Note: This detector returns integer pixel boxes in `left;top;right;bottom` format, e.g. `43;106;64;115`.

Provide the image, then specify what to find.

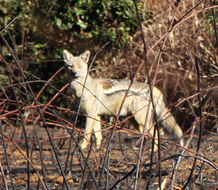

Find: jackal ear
80;50;90;63
63;50;73;61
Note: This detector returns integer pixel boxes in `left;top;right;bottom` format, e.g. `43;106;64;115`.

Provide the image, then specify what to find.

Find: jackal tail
154;91;184;147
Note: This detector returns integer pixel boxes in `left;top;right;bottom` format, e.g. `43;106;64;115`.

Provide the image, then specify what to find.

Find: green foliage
34;0;144;46
203;7;218;44
0;0;146;105
1;0;145;46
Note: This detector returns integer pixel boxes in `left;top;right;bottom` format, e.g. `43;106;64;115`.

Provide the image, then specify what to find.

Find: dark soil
0;124;217;190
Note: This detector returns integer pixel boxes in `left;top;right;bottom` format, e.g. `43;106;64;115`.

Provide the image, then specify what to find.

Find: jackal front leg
81;117;94;150
81;116;102;150
93;115;102;149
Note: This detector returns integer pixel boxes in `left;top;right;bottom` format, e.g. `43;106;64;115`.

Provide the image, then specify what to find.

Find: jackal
63;50;184;150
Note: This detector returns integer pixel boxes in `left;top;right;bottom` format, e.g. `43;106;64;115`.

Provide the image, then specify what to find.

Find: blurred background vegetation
0;0;217;131
0;0;148;104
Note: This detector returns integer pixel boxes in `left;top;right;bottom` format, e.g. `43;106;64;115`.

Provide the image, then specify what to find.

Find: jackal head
63;50;90;78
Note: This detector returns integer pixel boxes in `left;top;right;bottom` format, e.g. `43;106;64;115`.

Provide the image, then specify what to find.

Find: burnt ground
1;1;217;189
0;124;217;190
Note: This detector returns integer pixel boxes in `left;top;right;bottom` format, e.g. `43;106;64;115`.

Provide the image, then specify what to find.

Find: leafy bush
1;0;145;48
0;0;146;105
40;0;143;46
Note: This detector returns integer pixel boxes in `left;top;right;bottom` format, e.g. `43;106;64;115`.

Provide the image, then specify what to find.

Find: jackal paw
96;141;102;150
80;141;89;150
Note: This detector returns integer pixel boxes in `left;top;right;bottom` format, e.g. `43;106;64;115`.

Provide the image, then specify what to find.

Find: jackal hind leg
133;111;159;151
129;116;140;131
139;125;159;152
147;126;159;152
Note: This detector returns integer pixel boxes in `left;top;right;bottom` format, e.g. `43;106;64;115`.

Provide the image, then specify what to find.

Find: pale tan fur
63;50;184;150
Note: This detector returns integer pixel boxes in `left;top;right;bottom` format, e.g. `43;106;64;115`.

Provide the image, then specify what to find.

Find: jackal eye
65;64;73;70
